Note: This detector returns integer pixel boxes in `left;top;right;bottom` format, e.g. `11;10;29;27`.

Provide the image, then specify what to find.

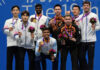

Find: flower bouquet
40;25;46;30
48;49;56;62
28;26;35;33
90;17;97;25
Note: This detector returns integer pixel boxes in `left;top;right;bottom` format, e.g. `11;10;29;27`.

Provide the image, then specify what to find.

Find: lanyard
21;22;29;30
77;12;90;21
12;18;18;27
64;26;73;38
43;38;50;47
35;14;42;21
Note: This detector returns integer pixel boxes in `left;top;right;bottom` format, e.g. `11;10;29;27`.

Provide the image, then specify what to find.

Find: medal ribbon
77;12;90;21
35;14;42;21
64;26;73;38
12;18;18;27
21;22;29;30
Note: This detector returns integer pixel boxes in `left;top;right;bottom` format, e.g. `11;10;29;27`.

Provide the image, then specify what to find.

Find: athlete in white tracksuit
14;11;36;70
76;1;100;70
3;5;21;70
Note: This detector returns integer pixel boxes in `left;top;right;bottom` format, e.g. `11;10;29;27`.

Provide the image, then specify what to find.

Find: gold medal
40;41;44;46
31;18;36;23
33;18;36;23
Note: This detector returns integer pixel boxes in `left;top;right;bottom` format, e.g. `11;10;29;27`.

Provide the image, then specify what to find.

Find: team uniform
14;21;36;70
29;14;49;42
35;37;57;70
3;18;21;70
76;12;100;70
60;23;81;70
49;16;65;70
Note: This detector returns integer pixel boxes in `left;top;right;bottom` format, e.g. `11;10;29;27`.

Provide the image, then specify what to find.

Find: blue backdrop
0;0;100;70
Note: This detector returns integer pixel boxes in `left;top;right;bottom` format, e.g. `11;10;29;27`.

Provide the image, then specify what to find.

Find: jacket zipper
85;16;88;42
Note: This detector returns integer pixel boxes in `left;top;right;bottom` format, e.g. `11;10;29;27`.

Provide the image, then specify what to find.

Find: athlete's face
54;6;62;16
64;16;72;25
43;30;50;39
12;7;20;17
72;7;80;16
35;6;42;15
21;14;29;22
83;4;90;13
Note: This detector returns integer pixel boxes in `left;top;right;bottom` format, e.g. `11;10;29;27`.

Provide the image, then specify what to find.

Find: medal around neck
40;41;44;47
31;17;36;23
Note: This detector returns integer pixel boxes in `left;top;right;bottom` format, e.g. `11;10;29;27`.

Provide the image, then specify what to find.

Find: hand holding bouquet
28;26;35;33
90;17;97;25
48;49;56;62
40;25;46;30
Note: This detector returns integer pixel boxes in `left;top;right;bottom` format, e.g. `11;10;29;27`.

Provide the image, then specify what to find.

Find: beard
36;10;42;15
84;8;90;13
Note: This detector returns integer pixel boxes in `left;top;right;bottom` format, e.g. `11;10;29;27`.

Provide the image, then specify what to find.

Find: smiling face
43;30;50;39
12;7;20;17
35;6;42;15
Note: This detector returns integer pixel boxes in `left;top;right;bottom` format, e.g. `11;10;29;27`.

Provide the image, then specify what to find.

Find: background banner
0;0;100;70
